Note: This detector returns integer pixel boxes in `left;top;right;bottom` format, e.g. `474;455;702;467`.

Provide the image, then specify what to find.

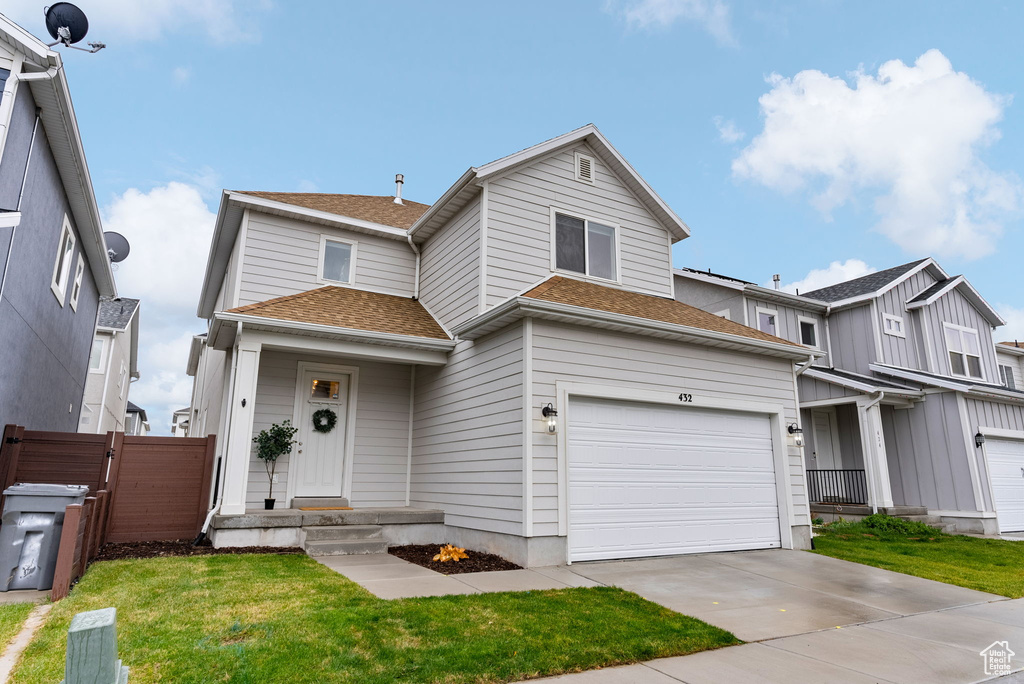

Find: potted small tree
252;420;298;510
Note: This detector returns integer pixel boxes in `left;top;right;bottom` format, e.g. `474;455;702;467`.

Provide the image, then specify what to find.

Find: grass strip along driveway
812;515;1024;598
12;554;736;683
0;604;35;653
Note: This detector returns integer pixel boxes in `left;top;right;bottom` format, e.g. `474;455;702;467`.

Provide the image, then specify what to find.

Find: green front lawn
812;518;1024;598
12;555;737;683
0;603;35;652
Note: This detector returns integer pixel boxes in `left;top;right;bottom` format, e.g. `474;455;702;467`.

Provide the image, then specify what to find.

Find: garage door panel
987;438;1024;533
568;397;782;561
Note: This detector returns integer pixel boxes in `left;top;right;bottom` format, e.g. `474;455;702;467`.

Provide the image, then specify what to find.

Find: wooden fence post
0;425;24;510
52;504;83;601
94;490;110;551
64;607;129;683
195;435;217;536
80;497;97;565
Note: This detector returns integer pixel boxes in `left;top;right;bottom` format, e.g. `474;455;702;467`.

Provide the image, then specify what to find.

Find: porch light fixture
976;432;986;448
788;424;804;448
541;403;558;433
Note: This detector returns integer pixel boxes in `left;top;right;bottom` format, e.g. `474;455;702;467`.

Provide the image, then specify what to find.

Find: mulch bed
94;539;304;562
389;544;521;575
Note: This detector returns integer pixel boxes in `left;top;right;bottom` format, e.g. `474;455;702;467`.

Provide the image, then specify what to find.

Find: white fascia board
197;191;239;319
904;275;1005;326
803;368;922;397
228;192;409;239
827;259;945;310
0;212;20;228
406;167;478;241
905;275;964;310
868;363;971;392
744;285;829;312
186;334;205;376
996;344;1024;357
672;269;746;292
0;16;53;66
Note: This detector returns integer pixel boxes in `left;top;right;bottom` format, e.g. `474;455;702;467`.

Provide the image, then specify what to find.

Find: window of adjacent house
319;237;354;284
883;313;905;338
50;218;76;304
799;318;818;347
88;337;105;372
999;364;1017;390
69;256;85;311
757;309;777;335
944;324;983;379
117;361;127;399
554;212;617;281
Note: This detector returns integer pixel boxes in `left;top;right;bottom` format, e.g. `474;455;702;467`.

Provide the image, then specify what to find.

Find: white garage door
987;438;1024;533
568;397;782;562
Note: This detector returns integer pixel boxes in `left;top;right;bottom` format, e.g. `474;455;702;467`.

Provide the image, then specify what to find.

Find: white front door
811;409;840;469
987;437;1024;533
293;369;349;498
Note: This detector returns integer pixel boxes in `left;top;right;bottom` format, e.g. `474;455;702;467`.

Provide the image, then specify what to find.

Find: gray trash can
0;484;89;591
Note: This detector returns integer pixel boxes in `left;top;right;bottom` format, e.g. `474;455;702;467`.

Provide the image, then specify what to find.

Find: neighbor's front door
293;369;349;498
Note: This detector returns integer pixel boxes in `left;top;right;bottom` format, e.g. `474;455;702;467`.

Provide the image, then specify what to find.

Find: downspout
862;390;885;514
0;113;40;304
824;304;834;367
407;233;421;300
405;365;415;506
195;322;242;544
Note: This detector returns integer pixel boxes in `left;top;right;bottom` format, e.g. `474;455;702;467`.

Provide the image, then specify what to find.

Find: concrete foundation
790;524;812;550
210;526;302;548
939;514;999;535
442;526;567;567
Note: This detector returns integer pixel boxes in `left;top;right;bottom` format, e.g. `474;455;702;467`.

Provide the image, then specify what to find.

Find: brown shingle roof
523;276;803;348
234;192;430;230
225;287;449;340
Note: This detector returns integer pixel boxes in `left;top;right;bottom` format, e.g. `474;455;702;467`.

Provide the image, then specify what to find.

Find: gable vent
575;152;594;183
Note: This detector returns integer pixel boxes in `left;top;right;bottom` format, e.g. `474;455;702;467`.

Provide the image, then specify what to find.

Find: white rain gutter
796;353;816;375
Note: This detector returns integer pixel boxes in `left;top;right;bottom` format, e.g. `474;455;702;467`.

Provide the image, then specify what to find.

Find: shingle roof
225;286;450;340
679;267;754;285
801;259;928;302
907;278;955;304
522;276;803;348
125;401;147;421
97;296;139;330
233;192;430;230
811;367;919;391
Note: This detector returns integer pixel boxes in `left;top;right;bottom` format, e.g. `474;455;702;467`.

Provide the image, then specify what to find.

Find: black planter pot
265;498;276;510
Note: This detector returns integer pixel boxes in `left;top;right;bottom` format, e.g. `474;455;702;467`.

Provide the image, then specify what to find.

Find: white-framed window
798;315;819;348
88;336;106;373
999;364;1017;390
883;313;906;338
551;210;619;282
68;255;85;311
317;235;357;285
713;309;731;320
50;217;76;305
574;151;595;184
943;323;984;380
756;306;778;336
117;361;127;399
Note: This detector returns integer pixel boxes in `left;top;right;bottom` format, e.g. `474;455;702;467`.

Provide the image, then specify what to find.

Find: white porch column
857;399;894;511
220;337;262;515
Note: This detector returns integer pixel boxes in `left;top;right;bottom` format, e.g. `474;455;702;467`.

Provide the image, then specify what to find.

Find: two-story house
0;16;117;431
676;259;1024;535
79;296;140;433
187;125;819;566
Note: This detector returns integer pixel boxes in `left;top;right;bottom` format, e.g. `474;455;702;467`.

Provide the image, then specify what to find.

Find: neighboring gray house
0;16;116;431
187;125;819;566
79;297;140;433
675;259;1024;535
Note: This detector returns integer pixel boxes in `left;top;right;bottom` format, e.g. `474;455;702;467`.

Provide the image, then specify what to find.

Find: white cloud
733;49;1022;260
996;305;1024;345
774;259;877;295
171;66;191;86
611;0;735;45
3;0;271;44
296;179;319;193
712;115;744;143
102;182;216;434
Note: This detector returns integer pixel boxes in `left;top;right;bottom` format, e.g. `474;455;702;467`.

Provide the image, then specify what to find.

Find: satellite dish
44;3;89;45
103;231;130;263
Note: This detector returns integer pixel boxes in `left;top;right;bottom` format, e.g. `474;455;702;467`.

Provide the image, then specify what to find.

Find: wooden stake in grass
433;544;469;562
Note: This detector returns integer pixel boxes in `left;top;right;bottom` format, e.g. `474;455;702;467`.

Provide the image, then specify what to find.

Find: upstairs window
1000;364;1017;390
799;317;818;348
756;307;777;335
50;217;76;305
69;256;85;311
553;212;617;281
883;313;905;338
88;336;105;372
319;236;356;285
944;323;983;379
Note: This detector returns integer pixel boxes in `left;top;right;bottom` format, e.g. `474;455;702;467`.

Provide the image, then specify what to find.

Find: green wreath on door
312;408;338;434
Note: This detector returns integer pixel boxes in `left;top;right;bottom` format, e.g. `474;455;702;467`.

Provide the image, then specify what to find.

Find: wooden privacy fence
1;425;217;600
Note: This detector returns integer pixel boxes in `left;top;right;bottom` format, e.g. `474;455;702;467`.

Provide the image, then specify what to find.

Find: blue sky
6;1;1024;433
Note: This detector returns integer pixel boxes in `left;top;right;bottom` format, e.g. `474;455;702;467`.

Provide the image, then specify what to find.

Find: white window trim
999;364;1016;389
88;336;106;374
117;361;127;399
755;306;778;336
797;315;820;349
69;255;84;311
548;207;622;285
574;151;595;184
882;313;906;339
713;309;731;321
316;234;358;286
943;322;985;381
50;216;76;305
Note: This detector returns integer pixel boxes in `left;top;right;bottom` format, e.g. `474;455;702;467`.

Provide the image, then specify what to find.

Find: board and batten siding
418;195;480;330
485;143;674;307
529;320;808;538
922;288;1000;383
965;397;1024;512
745;297;828;366
797;375;861;403
828;304;877;375
237;212;416;307
410;325;524;535
245;350;412;508
878;269;936;371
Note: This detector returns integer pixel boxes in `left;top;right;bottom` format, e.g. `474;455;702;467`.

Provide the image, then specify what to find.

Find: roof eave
672;269;747;292
743;284;829;311
812;259;945;308
230;192;410;239
406;167;478;242
197;191;239;319
803;368;923;398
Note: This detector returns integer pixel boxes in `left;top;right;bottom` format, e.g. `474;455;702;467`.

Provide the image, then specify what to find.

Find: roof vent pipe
773;274;781;290
394;174;404;205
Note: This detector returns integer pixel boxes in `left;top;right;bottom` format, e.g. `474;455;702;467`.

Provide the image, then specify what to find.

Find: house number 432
678;393;693;403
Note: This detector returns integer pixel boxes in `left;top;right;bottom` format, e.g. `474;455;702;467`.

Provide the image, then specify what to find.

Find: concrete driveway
530;549;1021;683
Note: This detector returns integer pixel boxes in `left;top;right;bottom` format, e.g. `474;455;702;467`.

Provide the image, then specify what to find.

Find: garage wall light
975;432;986;448
787;424;805;448
541;403;558;433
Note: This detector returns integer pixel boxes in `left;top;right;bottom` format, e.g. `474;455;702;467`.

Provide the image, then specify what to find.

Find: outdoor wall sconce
788;424;804;448
976;432;986;448
542;403;558;433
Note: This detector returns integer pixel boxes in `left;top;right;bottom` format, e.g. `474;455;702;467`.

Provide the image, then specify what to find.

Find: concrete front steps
810;504;958;533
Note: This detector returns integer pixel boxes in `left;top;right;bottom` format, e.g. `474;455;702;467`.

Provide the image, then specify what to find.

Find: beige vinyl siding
530;320;807;537
486;143;673;306
828;304;877;375
923;288;1000;382
245;350;412;508
238;212;416;306
745;297;828;365
418;195;480;329
878;269;935;370
410;325;524;535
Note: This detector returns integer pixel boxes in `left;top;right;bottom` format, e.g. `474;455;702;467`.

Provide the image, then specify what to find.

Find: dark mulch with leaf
95;539;303;562
389;544;521;574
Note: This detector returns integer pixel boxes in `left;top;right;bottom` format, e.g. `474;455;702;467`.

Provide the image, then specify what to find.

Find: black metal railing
806;469;869;505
